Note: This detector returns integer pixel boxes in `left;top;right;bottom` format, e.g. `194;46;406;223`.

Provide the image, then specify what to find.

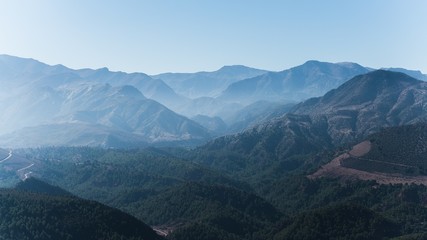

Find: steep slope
152;65;267;99
219;61;369;104
0;179;162;240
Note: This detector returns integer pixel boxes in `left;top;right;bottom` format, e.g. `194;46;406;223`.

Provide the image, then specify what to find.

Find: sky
0;0;426;74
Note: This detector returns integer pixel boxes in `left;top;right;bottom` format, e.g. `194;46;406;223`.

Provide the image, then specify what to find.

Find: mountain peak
216;65;266;74
292;69;423;117
115;85;145;98
351;69;420;85
218;65;250;71
303;60;322;65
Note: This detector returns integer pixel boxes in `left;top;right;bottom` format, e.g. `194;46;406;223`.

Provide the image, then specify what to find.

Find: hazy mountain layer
291;70;427;144
152;65;267;99
0;55;210;147
219;61;369;104
192;71;427;178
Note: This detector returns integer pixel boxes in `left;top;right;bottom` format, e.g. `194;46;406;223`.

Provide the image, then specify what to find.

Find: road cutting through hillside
17;163;35;180
308;141;427;185
0;150;12;163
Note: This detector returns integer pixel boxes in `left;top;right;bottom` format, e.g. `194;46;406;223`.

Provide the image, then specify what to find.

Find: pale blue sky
0;0;426;74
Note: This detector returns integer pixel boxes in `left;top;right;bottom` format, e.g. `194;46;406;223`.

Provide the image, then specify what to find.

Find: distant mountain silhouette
0;55;210;147
152;65;267;99
292;70;426;143
219;61;369;104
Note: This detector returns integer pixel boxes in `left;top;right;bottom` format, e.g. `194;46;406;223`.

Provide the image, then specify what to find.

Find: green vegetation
5;124;427;239
339;124;427;175
274;204;399;240
0;179;162;240
138;182;283;240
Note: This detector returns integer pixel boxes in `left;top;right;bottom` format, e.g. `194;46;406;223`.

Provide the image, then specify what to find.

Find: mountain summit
218;60;369;104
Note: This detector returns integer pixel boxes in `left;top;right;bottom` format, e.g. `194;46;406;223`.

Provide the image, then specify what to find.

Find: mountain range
218;61;370;104
0;55;210;147
152;65;268;99
1;54;426;148
192;70;427;181
3;54;427;239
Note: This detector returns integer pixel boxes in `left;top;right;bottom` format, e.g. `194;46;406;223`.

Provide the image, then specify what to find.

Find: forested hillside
0;179;162;240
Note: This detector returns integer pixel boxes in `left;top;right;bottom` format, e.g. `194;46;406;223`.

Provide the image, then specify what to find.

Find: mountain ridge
218;60;370;104
191;70;427;179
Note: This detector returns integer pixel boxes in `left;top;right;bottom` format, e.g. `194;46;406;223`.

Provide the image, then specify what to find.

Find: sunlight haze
0;0;426;74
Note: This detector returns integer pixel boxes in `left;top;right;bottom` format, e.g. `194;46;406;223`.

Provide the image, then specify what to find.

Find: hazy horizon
0;0;426;75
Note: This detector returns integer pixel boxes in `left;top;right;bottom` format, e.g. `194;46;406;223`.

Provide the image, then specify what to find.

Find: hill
0;178;162;240
141;182;283;240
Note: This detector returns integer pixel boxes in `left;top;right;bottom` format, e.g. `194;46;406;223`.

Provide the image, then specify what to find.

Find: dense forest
356;124;427;175
5;123;427;240
0;178;163;240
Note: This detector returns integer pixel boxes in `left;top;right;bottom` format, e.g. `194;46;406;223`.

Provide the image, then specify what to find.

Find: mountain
0;54;184;106
152;65;267;99
291;70;427;144
219;61;369;105
191;70;427;180
0;178;163;240
0;55;210;147
76;66;189;111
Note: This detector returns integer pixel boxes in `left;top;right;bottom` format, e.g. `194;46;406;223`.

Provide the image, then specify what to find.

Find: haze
0;0;426;74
